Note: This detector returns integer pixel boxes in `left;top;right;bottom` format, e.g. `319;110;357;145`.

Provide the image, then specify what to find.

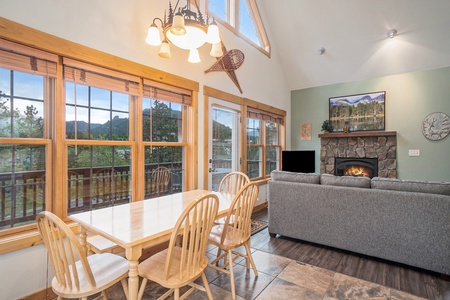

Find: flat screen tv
281;150;315;173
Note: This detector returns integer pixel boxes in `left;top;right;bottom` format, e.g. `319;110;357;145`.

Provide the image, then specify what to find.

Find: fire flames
343;165;371;177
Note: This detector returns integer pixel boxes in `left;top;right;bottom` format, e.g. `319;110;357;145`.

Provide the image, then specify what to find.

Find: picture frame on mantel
329;91;385;132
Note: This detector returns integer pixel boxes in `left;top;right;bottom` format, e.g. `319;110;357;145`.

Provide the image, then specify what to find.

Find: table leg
126;246;143;300
79;226;88;256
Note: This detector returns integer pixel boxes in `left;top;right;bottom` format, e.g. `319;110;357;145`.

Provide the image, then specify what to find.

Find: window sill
0;223;79;255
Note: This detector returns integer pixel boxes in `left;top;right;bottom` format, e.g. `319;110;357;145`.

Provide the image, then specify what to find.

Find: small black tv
281;150;315;173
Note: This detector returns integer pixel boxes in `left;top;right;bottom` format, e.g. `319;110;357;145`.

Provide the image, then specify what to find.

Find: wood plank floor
250;208;450;300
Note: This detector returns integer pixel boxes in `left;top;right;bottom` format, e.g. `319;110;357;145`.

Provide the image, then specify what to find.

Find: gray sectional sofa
268;171;450;275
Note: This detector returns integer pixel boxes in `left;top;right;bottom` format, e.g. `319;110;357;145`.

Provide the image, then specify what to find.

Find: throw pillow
371;177;450;196
271;171;320;184
320;173;371;188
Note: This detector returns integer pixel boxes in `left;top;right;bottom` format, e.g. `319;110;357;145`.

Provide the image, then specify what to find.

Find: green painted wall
291;66;450;181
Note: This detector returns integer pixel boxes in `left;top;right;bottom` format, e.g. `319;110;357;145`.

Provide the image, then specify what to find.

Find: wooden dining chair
152;166;171;195
137;193;219;300
218;171;250;196
36;211;129;300
208;182;259;300
146;166;171;197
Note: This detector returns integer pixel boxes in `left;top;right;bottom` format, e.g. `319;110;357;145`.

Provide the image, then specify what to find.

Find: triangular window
207;0;271;56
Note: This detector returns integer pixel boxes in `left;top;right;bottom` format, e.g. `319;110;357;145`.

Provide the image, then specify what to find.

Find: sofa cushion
320;173;371;188
371;177;450;196
271;171;320;184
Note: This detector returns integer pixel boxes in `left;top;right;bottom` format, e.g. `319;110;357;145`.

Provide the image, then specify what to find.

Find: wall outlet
409;149;420;156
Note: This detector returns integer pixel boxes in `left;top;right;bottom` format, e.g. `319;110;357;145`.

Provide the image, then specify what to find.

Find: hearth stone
320;133;397;178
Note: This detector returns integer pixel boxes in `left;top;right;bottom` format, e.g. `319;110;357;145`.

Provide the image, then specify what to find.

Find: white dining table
69;189;233;300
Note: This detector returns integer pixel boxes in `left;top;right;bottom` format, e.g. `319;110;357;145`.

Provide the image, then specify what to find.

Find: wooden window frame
206;0;271;57
203;86;285;187
0;17;199;254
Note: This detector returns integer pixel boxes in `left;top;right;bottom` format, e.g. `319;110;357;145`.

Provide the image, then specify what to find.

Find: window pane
14;99;44;138
67;145;132;214
66;84;131;141
266;146;279;176
65;82;89;106
142;99;183;142
0;70;46;138
247;146;262;179
14;72;44;100
209;0;227;22
265;121;279;145
0;68;11;97
91;87;110;109
239;0;261;46
247;118;260;144
144;146;184;198
0;96;12;137
0;145;46;229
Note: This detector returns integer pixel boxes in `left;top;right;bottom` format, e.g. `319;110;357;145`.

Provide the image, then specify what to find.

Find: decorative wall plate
421;112;450;141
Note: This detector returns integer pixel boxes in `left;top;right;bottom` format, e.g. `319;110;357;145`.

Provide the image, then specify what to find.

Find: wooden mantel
318;131;396;139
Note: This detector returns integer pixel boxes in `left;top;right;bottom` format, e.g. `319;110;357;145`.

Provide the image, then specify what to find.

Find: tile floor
108;246;425;300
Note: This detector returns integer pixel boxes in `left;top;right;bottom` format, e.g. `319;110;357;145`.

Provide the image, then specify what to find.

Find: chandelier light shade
146;0;222;63
210;42;223;57
188;48;201;63
158;40;172;58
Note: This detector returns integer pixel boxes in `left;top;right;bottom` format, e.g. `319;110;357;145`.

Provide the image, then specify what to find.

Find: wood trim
252;200;268;213
203;85;243;105
0;223;79;255
243;97;286;116
318;131;397;138
203;94;209;189
188;90;199;190
18;287;57;300
0;16;199;92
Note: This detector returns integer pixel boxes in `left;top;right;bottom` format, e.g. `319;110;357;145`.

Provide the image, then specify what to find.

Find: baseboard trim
253;201;268;212
18;287;57;300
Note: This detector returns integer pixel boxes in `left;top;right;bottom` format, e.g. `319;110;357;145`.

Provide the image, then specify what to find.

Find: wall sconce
387;29;397;38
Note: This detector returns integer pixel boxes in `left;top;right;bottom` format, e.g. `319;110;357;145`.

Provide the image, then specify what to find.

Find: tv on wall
281;150;315;173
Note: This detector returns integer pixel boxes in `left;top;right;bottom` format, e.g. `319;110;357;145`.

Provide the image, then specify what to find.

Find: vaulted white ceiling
259;0;450;91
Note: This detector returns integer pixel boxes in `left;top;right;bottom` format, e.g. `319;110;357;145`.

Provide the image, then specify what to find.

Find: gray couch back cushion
371;177;450;196
271;171;320;184
320;173;371;188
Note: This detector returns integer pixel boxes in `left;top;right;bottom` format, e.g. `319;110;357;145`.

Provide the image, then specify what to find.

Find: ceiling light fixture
387;29;397;39
146;0;222;63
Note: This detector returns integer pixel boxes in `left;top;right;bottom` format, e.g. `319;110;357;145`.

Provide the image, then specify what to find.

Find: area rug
251;219;268;235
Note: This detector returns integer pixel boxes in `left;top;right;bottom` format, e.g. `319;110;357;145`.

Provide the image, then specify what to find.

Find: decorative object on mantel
205;44;245;93
421;112;450;141
329;91;385;132
300;123;312;140
343;121;350;133
321;120;331;133
145;0;222;63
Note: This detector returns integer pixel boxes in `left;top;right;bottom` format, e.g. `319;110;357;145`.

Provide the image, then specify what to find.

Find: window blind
143;79;192;106
0;38;57;77
63;58;140;96
247;108;284;125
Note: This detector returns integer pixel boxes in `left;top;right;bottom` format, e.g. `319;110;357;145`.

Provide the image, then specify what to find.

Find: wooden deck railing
0;163;183;229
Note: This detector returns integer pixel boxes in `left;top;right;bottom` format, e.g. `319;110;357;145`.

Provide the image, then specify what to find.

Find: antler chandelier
146;0;223;63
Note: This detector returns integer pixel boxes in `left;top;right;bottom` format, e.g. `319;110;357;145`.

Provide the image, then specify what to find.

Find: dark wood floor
250;208;450;300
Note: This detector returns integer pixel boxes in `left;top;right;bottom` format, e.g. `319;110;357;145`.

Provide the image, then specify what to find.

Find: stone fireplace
319;131;397;178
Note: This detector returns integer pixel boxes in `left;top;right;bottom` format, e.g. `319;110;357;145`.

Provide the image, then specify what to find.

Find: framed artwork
329;91;385;132
300;123;312;140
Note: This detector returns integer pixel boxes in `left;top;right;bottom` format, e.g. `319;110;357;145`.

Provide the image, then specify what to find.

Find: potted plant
321;120;331;133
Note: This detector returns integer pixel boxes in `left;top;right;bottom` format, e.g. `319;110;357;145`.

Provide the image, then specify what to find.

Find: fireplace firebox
335;157;378;178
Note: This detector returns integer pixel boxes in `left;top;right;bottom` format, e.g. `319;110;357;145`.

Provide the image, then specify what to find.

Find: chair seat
138;247;209;289
52;253;129;298
208;224;248;250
